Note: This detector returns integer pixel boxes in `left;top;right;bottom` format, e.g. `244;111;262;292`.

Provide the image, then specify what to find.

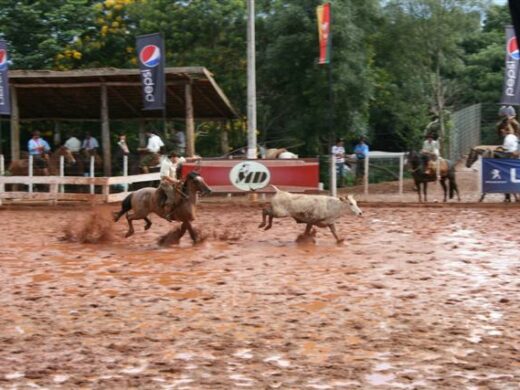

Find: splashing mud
61;208;114;243
158;226;207;246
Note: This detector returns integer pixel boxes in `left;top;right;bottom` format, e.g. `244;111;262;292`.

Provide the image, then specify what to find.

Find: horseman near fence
420;132;440;178
138;130;164;173
159;151;186;220
28;130;51;176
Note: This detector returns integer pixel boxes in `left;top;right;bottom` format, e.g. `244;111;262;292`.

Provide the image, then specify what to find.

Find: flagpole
247;0;257;159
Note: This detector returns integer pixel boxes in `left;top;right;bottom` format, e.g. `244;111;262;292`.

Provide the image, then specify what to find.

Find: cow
259;186;362;244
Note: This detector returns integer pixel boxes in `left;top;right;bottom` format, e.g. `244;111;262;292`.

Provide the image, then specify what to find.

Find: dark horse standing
113;171;212;241
407;151;460;202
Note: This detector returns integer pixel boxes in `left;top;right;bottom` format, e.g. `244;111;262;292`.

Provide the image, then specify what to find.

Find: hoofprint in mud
259;186;363;243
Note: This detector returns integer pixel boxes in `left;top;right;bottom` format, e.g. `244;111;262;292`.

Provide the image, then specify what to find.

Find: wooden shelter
7;67;239;175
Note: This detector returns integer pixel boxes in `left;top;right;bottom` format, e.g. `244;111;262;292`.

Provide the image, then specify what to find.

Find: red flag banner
317;3;331;65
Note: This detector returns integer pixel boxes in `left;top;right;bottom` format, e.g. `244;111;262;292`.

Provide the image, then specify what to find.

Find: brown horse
7;146;76;176
113;171;212;240
407;151;460;202
80;149;103;174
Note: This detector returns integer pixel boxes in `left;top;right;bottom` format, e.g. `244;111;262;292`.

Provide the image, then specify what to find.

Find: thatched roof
9;67;239;121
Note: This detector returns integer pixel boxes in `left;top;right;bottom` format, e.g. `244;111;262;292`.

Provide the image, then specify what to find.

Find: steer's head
340;194;362;216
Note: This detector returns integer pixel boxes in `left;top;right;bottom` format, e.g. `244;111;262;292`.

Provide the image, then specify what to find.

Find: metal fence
448;103;481;161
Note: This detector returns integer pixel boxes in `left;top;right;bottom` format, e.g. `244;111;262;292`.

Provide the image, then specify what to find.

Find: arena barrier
0;157;319;204
181;158;320;193
480;158;520;194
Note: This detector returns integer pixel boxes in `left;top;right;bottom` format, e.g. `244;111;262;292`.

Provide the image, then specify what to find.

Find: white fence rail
0;154;160;204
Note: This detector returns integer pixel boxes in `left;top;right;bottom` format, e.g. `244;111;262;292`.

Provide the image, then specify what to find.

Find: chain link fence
448;103;481;162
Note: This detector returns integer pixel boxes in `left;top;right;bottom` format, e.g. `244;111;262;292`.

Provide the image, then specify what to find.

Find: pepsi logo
139;45;161;68
0;49;7;69
507;37;520;61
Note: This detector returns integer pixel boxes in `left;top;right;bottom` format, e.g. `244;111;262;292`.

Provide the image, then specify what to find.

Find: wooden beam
185;82;195;157
12;81;189;88
10;86;19;160
100;84;111;176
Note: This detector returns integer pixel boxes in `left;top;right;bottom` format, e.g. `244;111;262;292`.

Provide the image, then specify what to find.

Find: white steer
259;186;362;243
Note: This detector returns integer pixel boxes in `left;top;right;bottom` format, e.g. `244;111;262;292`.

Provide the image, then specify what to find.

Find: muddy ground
0;201;519;389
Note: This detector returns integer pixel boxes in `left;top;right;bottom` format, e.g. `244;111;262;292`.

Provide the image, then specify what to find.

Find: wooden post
220;122;230;155
185;81;195;157
100;84;111;176
10;86;20;160
53;121;62;146
139;120;146;147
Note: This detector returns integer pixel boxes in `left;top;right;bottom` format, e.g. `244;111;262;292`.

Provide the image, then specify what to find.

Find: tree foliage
0;0;511;155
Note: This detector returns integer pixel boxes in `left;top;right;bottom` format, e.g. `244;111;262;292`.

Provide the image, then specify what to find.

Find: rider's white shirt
146;134;165;153
64;137;81;152
160;156;186;182
503;133;519;153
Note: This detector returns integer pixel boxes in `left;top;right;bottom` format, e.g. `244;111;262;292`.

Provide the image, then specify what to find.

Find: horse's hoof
336;239;345;245
125;231;134;238
264;225;272;231
258;222;265;228
144;225;151;231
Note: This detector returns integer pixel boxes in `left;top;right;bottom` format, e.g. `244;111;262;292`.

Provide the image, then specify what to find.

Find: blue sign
482;158;520;193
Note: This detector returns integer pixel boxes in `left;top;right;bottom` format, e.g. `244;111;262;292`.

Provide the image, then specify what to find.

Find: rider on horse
420;133;440;177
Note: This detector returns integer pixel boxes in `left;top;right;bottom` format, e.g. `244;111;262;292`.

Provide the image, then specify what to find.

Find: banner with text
136;33;165;110
316;3;331;65
481;158;520;193
500;26;520;105
0;40;11;115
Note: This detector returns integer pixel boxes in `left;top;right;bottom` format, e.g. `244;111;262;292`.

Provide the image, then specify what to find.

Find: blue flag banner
0;40;11;115
482;158;520;193
136;33;165;110
500;26;520;105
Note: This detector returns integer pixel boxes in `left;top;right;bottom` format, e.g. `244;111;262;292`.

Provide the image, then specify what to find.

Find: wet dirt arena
0;202;519;389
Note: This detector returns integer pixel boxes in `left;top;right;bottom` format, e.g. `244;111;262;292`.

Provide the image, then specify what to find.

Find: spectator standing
331;138;346;187
28;130;51;175
175;129;186;156
354;136;369;184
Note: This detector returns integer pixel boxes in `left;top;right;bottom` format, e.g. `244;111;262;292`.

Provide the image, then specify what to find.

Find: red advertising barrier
181;158;319;193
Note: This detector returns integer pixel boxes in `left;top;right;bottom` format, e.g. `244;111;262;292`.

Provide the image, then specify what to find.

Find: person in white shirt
331;138;345;187
159;151;186;219
497;127;519;157
139;131;165;172
64;135;81;153
421;133;441;177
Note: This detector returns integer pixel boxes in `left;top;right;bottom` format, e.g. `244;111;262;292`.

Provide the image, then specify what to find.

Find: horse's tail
113;193;133;222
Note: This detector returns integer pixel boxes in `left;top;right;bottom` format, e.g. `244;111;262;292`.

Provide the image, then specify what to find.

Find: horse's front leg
422;182;428;202
328;224;344;245
479;193;486;202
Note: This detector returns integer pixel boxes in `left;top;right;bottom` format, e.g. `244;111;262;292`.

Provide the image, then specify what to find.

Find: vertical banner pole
247;0;257;160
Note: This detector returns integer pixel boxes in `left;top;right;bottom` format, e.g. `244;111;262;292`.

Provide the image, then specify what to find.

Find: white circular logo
229;161;271;191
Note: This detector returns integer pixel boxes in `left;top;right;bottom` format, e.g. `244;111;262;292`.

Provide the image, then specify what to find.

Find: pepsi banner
500;26;520;105
509;0;520;46
0;40;11;115
481;158;520;193
136;33;165;110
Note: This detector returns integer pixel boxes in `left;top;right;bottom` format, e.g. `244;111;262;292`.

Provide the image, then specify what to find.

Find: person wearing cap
497;105;520;139
27;130;51;175
159;151;186;219
331;138;346;187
